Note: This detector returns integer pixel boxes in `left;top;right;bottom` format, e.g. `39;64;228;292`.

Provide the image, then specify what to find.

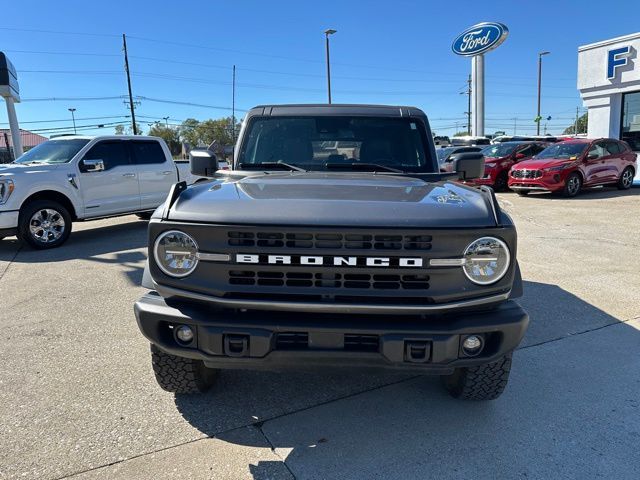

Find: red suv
508;138;637;197
464;141;548;191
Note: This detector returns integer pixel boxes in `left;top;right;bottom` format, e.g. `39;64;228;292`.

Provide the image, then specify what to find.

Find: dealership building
578;32;640;151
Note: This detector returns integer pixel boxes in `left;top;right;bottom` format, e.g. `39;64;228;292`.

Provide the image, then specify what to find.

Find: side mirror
450;152;485;180
586;153;598;161
81;159;105;172
189;149;219;177
515;152;526;160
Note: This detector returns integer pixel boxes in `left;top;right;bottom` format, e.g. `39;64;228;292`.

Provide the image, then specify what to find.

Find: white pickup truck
0;135;204;249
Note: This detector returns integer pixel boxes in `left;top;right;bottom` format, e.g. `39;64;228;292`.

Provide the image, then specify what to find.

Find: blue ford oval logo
452;22;509;56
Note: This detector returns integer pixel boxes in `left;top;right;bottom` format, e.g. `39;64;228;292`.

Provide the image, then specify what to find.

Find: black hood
168;172;497;228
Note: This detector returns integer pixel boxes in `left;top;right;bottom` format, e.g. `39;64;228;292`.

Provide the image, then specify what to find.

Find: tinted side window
130;141;166;165
83;141;130;170
605;141;621;155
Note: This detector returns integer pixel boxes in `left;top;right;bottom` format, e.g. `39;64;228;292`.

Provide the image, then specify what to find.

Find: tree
114;124;125;135
453;131;470;137
179;117;240;148
563;113;588;135
147;124;181;155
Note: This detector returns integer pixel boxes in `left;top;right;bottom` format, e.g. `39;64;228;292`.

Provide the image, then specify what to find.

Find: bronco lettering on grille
235;254;423;268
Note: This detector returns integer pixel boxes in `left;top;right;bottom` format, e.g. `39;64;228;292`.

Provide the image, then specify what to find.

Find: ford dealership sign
452;22;509;56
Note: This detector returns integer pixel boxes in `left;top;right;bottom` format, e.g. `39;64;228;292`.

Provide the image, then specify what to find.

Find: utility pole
574;106;580;135
68;108;77;134
231;64;236;143
122;33;138;135
460;75;472;135
163;116;169;127
536;51;550;136
324;29;337;104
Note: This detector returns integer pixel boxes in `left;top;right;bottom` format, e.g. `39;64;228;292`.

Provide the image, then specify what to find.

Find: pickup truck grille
511;169;542;179
229;270;430;290
228;231;432;251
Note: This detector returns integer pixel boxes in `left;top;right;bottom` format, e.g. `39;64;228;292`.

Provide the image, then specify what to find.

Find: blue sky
0;0;638;137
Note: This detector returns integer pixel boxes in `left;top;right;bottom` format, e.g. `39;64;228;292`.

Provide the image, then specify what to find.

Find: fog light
175;325;194;343
462;335;483;356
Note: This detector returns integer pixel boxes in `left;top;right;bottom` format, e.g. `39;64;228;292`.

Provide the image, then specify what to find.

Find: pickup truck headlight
463;237;510;285
0;179;15;204
154;230;199;277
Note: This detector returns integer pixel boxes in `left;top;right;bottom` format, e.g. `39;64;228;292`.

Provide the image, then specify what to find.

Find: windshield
481;143;519;158
436;147;455;161
238;116;433;172
14;139;90;165
536;142;588;159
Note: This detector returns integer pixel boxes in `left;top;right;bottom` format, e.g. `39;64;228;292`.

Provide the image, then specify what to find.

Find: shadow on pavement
0;218;148;285
173;280;635;478
523;185;639;200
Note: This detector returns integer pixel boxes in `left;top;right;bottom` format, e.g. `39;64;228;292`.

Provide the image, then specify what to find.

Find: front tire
442;354;512;400
18;200;72;249
617;167;634;190
150;344;218;394
562;173;582;197
516;190;529;196
494;172;508;192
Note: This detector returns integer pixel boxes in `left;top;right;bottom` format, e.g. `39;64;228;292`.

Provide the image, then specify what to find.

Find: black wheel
516;190;529;196
493;172;509;192
18;200;72;249
617;167;634;190
136;211;153;220
442;354;512;401
562;173;582;198
150;344;217;394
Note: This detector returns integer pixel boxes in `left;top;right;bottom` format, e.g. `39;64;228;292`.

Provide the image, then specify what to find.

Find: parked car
463;141;548;191
450;136;490;147
437;146;483;172
433;135;451;147
508;138;637;197
135;104;529;401
0;135;206;248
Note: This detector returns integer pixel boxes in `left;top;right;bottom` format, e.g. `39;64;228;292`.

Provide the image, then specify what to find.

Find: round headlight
462;237;510;285
154;230;199;278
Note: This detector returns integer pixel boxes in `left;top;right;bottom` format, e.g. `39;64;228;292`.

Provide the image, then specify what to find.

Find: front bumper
508;172;565;192
135;292;529;374
0;210;19;237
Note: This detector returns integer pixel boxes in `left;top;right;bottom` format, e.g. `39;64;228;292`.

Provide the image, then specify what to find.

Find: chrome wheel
621;169;633;188
29;208;66;243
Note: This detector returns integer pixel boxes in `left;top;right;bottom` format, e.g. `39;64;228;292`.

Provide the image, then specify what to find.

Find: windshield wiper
239;162;306;172
325;162;405;174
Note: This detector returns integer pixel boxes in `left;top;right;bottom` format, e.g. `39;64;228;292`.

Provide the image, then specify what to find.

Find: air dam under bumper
135;292;529;373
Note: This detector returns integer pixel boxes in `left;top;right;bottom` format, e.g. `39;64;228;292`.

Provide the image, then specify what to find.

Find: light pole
324;29;337;104
68;108;77;134
163;116;169;127
536;51;550;135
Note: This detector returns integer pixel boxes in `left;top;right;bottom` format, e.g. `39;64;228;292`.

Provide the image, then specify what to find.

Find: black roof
248;104;427;118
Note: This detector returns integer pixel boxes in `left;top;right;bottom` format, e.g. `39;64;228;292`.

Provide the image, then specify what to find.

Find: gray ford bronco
135;104;528;400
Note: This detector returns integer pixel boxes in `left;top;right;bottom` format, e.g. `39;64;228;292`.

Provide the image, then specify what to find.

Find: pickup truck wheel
617;167;634;190
18;200;72;249
150;344;217;394
442;353;512;401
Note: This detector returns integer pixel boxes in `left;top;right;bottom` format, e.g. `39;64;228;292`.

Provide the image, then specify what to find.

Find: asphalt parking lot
1;187;639;480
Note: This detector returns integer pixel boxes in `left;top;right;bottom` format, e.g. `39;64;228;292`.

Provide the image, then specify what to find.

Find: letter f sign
607;46;630;80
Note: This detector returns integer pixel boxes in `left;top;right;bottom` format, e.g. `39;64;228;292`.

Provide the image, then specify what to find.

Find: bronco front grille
511;169;542;179
228;231;432;251
228;270;430;290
